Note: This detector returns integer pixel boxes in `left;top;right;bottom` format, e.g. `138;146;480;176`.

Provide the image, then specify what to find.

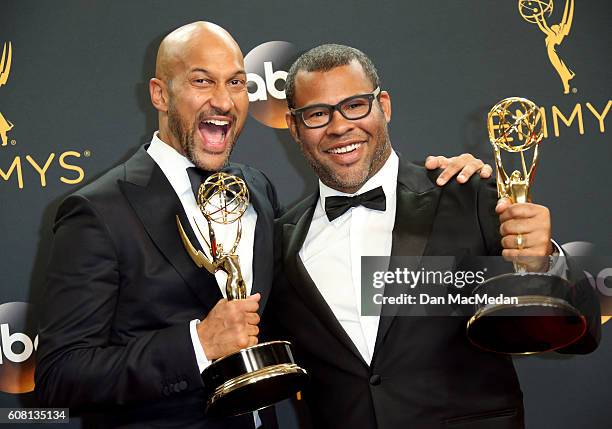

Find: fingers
428;153;487;186
245;311;260;326
499;216;541;237
425;155;449;170
247;293;261;302
495;197;512;214
498;202;553;261
247;335;259;348
230;295;260;313
498;202;548;222
455;160;484;184
479;163;493;178
500;232;550;251
199;295;262;359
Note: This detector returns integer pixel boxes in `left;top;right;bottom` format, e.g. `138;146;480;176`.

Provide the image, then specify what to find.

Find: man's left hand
496;198;554;271
425;154;493;186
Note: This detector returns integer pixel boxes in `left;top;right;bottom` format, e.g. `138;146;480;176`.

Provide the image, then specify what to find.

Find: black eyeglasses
290;87;381;129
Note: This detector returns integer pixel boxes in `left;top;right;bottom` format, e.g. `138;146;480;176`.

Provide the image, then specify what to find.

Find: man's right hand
197;293;261;360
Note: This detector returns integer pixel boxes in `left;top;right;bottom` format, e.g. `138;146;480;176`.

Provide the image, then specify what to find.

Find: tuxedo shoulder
227;161;270;186
64;162;128;206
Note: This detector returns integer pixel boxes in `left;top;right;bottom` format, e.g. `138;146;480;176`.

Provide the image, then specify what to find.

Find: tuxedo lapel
225;164;274;314
373;159;442;356
119;147;222;312
283;195;368;367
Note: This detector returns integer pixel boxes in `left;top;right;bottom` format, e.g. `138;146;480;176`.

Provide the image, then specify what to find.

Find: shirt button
369;374;382;386
179;380;188;390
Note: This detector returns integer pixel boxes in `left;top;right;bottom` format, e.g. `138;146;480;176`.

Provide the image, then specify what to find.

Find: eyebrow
189;67;246;77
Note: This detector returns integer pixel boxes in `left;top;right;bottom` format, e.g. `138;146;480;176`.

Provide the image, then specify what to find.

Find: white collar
318;150;399;213
147;131;194;196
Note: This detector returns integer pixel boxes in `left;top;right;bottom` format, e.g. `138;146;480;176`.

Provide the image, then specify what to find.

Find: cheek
300;133;324;156
233;92;249;111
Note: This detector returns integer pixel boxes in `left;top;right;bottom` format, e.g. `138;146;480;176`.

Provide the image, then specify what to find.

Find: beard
299;120;391;194
167;100;238;171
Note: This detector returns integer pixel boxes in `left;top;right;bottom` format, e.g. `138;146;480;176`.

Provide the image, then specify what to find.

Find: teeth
328;143;361;154
203;119;230;126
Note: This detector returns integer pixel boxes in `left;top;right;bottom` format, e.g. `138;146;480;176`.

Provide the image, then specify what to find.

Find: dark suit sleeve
476;177;503;256
35;195;202;409
556;254;601;354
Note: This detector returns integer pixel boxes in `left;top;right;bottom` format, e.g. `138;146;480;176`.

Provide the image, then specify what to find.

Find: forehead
174;34;244;77
293;61;374;107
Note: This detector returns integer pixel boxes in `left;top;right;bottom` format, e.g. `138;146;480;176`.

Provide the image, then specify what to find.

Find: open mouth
198;119;231;150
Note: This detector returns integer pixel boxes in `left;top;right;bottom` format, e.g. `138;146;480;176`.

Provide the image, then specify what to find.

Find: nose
325;109;354;136
209;84;233;113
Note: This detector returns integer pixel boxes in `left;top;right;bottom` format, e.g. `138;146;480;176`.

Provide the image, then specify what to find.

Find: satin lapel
119;148;222;312
283;196;368;367
373;160;442;357
227;165;274;314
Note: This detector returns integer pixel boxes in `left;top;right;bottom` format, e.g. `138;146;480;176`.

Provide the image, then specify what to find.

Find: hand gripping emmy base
177;172;307;416
466;97;586;354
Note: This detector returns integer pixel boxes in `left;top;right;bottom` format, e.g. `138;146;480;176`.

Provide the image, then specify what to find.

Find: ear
149;78;169;112
285;111;301;143
378;90;392;123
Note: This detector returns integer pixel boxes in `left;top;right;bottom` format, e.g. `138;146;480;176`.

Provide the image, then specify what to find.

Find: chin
193;151;230;172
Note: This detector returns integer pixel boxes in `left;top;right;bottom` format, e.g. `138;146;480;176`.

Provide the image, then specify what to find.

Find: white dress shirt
300;151;399;364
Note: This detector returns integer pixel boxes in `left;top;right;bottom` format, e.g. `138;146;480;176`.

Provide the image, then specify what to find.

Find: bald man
34;21;488;428
34;22;279;429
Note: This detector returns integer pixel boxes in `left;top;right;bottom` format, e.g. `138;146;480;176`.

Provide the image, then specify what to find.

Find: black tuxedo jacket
35;146;280;429
267;157;599;429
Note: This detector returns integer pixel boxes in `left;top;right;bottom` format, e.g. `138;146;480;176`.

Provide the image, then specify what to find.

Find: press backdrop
1;1;610;428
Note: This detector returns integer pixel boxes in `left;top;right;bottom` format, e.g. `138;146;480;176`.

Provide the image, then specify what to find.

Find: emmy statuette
177;172;308;416
466;97;586;354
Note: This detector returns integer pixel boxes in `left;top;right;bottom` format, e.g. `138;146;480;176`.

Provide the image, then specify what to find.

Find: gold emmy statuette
176;172;307;417
466;97;586;354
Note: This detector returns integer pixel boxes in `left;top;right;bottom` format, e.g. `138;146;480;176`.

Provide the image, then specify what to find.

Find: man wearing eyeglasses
265;44;599;429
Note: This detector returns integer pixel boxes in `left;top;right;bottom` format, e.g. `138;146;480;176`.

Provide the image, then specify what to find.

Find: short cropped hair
285;44;381;108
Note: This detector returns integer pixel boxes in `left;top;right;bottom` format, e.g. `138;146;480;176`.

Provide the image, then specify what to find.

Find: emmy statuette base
466;272;586;354
202;341;308;417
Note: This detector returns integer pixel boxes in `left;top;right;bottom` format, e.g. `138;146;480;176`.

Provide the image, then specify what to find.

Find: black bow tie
324;186;386;222
186;166;214;199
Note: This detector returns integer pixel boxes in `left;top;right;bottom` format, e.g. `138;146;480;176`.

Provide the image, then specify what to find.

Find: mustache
197;108;236;124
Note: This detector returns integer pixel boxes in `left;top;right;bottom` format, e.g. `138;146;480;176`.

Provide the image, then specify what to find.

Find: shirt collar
146;131;194;196
318;150;399;213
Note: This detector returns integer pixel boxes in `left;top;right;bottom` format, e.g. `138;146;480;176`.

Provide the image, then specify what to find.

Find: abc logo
245;41;299;129
0;302;38;393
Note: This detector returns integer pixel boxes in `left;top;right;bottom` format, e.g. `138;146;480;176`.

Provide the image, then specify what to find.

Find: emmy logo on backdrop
0;41;14;146
518;0;575;94
176;172;307;416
